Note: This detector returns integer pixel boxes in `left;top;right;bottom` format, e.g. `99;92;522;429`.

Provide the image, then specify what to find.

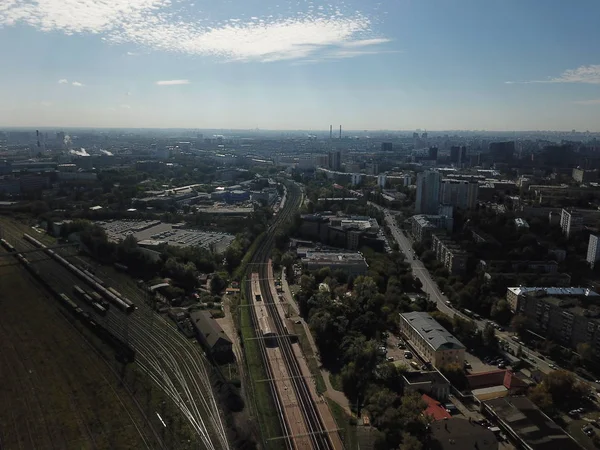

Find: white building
377;174;387;188
587;234;600;268
351;173;363;186
560;209;583;238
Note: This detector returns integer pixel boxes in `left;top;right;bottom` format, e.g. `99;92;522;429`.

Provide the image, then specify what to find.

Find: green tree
482;323;498;349
577;342;594;364
210;273;227;295
528;384;553;413
400;433;423;450
510;314;529;339
490;298;512;325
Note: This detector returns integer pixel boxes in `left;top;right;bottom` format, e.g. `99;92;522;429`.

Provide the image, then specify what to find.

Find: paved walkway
281;269;352;416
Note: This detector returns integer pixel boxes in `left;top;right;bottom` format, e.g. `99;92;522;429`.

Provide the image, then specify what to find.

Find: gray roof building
401;312;465;351
190;310;233;359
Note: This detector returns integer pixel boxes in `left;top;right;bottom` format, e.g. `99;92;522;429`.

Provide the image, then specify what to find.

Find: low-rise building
430;418;498;450
399;312;465;368
189;311;233;362
301;251;368;276
483;396;581;450
402;371;450;401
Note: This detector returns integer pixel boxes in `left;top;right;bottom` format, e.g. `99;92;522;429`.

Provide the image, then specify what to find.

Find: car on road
445;300;452;307
404;351;413;359
387;356;395;362
549;364;557;369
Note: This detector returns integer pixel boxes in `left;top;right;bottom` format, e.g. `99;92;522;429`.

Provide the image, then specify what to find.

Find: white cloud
120;104;131;108
58;78;68;84
71;81;84;87
573;99;600;105
126;51;137;56
341;38;391;48
324;49;401;60
506;64;600;85
155;79;190;85
0;1;387;63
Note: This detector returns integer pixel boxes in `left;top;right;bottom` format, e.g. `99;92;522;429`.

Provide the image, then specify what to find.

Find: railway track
0;221;229;450
245;182;336;450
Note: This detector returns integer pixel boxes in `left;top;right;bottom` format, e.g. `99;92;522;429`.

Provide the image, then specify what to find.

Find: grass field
326;399;360;450
0;261;161;449
291;322;327;395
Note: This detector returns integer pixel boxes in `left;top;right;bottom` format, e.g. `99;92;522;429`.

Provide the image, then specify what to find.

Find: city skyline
1;0;600;130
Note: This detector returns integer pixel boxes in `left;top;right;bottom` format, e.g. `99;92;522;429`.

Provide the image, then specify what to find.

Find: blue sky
1;0;599;131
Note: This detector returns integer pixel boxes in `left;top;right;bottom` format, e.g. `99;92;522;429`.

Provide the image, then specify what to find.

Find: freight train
73;285;107;316
1;237;134;363
22;234;136;314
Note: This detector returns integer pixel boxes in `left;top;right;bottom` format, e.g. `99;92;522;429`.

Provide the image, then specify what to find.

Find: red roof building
422;394;452;421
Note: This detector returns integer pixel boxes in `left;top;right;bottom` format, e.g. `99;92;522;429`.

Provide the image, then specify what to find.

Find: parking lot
97;220;234;252
384;334;427;371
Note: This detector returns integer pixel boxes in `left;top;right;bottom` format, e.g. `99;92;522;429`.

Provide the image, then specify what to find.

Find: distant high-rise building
428;147;438;161
328;150;341;171
588;235;600;268
415;170;441;214
460;146;467;165
450;146;460;163
489;141;515;163
381;142;393;152
377;174;387;188
56;131;65;143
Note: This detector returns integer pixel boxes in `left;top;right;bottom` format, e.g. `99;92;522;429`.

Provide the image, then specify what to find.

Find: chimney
339;125;342;139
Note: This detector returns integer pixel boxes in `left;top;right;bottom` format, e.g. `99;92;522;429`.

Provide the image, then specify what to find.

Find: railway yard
243;183;344;450
0;218;230;450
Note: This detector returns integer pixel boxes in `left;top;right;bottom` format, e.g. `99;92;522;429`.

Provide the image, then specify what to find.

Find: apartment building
399;312;465;368
440;179;478;209
506;286;599;312
560;209;583;238
410;214;454;243
507;287;600;355
431;233;468;275
587;234;600;268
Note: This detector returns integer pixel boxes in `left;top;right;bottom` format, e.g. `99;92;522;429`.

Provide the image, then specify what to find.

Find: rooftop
485;397;582;450
430;418;498;450
508;287;599;298
303;251;367;264
400;312;465;352
403;371;449;385
422;394;452;421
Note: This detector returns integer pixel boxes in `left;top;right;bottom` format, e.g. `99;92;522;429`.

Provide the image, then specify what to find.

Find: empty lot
0;258;159;449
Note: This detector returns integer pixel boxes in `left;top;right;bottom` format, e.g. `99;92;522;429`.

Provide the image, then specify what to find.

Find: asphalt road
376;206;559;375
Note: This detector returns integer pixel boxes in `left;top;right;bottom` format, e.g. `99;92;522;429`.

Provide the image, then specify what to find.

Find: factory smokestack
339;125;342;139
